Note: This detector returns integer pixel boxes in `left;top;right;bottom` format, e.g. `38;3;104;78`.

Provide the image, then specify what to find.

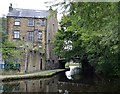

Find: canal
0;66;120;93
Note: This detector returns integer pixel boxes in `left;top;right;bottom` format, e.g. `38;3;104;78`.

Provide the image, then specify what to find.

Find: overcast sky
0;0;63;21
0;0;48;16
1;0;117;20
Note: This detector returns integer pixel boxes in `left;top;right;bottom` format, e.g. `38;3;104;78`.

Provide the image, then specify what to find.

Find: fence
0;64;20;71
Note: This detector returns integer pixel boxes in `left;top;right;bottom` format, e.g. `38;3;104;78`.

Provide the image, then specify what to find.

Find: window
13;30;20;38
28;31;34;42
14;18;20;26
36;21;40;26
41;19;45;26
38;32;42;40
38;32;42;46
28;19;34;26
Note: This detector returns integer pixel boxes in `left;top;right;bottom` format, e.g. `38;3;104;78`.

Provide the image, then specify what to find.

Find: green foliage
2;15;7;32
0;17;22;71
2;40;19;64
0;19;22;70
54;2;119;77
0;17;7;43
2;40;22;71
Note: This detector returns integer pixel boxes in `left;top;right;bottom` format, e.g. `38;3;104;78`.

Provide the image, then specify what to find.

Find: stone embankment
0;69;66;82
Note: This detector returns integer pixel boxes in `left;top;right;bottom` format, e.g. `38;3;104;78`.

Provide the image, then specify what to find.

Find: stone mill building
7;4;59;73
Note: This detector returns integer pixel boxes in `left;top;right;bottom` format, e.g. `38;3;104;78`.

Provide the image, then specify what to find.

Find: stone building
7;4;58;73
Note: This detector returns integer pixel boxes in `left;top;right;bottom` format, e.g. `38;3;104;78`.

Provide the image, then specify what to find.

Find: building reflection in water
0;75;59;93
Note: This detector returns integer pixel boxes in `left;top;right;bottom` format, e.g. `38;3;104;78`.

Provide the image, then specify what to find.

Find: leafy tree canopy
54;2;119;77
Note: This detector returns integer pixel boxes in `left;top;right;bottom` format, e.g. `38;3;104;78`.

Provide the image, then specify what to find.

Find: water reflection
0;68;120;93
65;66;81;80
58;66;120;93
0;76;58;93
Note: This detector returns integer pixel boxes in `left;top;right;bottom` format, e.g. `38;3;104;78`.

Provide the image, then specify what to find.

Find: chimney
9;3;13;12
49;6;52;11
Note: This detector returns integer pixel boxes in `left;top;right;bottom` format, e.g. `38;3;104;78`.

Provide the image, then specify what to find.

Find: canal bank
0;69;66;82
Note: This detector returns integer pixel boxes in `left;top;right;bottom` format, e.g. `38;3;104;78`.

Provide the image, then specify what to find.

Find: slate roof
7;8;49;18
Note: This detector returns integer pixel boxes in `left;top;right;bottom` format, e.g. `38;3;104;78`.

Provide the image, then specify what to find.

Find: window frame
41;19;45;26
38;31;42;47
27;31;34;42
14;18;20;26
38;31;42;40
13;30;20;39
28;19;34;26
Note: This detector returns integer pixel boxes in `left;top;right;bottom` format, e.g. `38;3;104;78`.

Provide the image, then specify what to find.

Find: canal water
0;66;120;93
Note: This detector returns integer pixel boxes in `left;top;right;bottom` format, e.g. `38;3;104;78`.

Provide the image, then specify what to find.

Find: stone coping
0;69;66;82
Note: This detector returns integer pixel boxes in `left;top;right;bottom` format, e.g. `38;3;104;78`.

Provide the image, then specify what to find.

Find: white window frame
28;19;34;26
38;31;42;47
13;30;20;39
28;31;34;42
14;18;20;26
38;32;42;40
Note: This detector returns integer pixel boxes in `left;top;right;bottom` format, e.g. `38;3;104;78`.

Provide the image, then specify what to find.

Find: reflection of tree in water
70;67;82;80
59;70;120;92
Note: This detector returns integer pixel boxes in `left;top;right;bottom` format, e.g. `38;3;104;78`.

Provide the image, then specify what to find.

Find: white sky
0;0;63;21
0;0;119;19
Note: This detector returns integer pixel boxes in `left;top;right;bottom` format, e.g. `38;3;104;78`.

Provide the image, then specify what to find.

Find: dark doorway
40;58;42;70
58;59;66;69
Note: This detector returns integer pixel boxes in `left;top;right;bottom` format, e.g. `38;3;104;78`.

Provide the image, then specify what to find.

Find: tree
54;2;119;77
0;17;21;70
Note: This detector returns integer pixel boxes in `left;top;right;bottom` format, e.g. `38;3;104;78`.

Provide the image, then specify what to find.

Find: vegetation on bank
0;17;22;71
54;2;119;78
65;63;81;68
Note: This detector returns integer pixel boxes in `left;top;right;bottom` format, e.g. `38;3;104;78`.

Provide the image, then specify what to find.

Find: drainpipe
25;45;28;73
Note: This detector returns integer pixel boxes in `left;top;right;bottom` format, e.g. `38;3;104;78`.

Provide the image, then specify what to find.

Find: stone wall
7;17;46;50
20;50;45;73
45;9;59;70
27;51;45;72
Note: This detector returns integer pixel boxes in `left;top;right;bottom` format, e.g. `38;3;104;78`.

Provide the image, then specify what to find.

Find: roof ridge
14;8;48;12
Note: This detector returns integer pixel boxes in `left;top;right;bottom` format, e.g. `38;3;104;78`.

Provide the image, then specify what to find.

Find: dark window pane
28;19;34;26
